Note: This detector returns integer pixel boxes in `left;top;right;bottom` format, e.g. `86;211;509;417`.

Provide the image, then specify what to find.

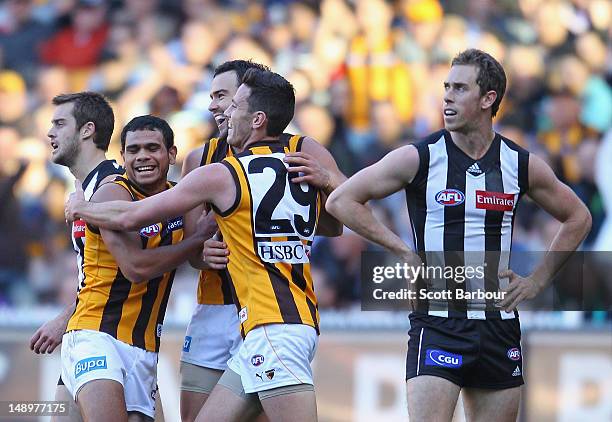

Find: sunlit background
0;0;610;421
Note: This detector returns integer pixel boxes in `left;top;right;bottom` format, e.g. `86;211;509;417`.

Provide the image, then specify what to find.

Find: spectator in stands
0;0;53;86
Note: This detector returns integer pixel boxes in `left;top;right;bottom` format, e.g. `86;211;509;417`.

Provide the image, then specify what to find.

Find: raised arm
285;136;347;236
326;145;420;258
499;153;592;311
91;182;212;282
65;163;234;231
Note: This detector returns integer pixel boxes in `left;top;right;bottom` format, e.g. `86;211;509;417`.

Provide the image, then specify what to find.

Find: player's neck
239;134;280;152
70;148;108;181
139;180;168;196
449;126;495;160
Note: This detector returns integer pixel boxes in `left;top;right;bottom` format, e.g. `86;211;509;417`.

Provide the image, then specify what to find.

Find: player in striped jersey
30;92;123;422
65;69;344;422
178;60;269;422
60;115;214;422
327;49;592;421
179;59;344;422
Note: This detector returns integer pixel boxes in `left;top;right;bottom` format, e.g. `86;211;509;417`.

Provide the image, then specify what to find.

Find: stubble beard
53;135;81;168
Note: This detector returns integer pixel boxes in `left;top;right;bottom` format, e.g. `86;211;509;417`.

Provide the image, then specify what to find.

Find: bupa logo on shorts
507;348;521;361
156;323;163;338
251;354;265;366
139;223;161;238
75;356;107;378
425;349;463;368
183;336;192;352
435;189;465;206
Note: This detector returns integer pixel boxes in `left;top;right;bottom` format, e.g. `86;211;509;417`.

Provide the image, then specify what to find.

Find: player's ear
80;121;96;140
252;111;267;130
481;90;497;112
168;145;177;165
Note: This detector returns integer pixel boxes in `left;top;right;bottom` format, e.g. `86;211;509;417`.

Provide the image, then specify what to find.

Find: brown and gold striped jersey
66;177;184;352
213;137;321;337
197;133;304;306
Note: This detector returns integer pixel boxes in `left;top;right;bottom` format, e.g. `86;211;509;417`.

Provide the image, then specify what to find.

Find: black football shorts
406;313;524;389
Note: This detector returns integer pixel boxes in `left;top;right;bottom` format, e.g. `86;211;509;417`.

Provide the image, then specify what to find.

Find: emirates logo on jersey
475;190;515;211
73;219;86;238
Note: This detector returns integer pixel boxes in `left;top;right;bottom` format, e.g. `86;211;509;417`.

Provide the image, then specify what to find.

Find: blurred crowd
0;0;610;313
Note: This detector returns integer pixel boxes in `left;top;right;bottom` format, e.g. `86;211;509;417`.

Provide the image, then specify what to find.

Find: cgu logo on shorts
425;349;463;368
435;189;465;206
475;190;515;212
257;241;311;264
139;223;161;238
72;219;86;238
507;348;521;361
75;356;107;378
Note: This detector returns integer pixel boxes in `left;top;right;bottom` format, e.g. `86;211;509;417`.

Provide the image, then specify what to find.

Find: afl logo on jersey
139;224;161;238
435;189;465;206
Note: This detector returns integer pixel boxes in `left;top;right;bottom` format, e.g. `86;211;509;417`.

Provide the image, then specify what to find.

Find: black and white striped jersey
71;159;123;291
405;129;529;319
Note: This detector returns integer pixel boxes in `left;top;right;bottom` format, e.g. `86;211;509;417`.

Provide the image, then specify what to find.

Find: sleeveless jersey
213;138;321;336
72;160;123;292
197;133;304;306
67;176;184;352
406;129;529;320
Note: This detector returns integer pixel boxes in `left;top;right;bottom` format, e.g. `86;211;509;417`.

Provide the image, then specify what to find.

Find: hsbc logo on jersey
475;190;515;211
435;189;465;206
257;241;311;264
139;223;161;238
72;220;86;238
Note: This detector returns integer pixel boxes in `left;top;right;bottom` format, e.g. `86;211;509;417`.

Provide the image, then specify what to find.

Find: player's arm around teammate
65;162;236;232
89;183;214;282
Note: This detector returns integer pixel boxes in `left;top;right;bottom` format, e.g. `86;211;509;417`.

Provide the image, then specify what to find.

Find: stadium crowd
0;0;610;313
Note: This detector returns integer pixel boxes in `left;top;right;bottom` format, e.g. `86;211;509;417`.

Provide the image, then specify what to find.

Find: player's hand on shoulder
202;235;229;270
65;180;85;223
497;269;541;312
285;151;331;190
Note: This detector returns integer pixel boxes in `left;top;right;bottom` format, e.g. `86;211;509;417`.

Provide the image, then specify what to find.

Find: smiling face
121;129;176;194
47;102;81;167
443;64;495;133
208;70;240;141
224;83;254;148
